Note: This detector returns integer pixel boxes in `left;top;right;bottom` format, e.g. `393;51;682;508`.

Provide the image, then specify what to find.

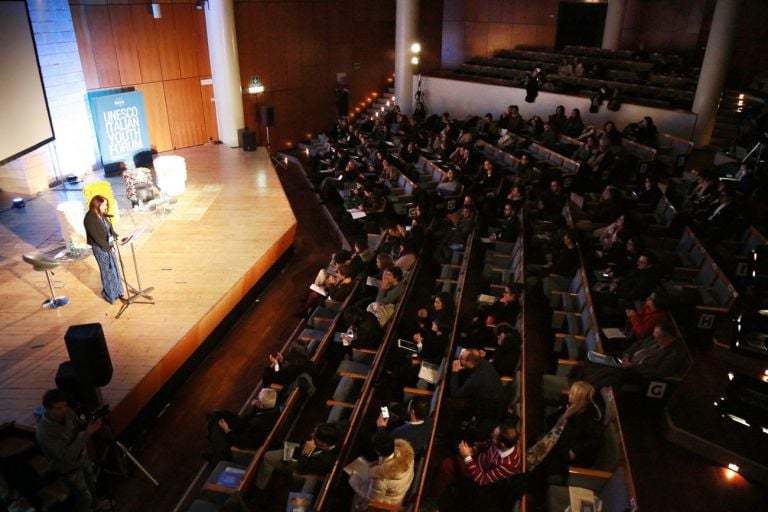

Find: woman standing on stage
84;195;124;304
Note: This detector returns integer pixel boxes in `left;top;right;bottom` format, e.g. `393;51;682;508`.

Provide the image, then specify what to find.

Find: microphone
104;214;114;218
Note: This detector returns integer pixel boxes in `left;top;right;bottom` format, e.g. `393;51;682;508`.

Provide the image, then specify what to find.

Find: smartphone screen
381;406;389;419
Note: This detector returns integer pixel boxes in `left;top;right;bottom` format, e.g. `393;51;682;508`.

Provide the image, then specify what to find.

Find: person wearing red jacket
626;291;667;340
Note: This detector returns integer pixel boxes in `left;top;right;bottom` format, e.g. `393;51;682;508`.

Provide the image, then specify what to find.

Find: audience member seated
262;349;316;391
577;319;687;389
254;422;340;493
447;349;505;425
341;306;384;352
436;169;462;198
527;381;604;481
431;419;522;510
205;388;279;463
499;105;525;133
466;284;522;348
625;291;668;341
597;252;663;323
540;230;581;298
349;431;415;510
300;263;355;317
376;397;433;456
486;324;522;377
633;175;662;206
548;105;567;133
694;188;740;244
625;116;658;148
490;203;521;243
562;108;585;138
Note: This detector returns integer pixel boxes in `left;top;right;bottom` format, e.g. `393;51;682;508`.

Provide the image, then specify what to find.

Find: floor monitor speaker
64;323;113;388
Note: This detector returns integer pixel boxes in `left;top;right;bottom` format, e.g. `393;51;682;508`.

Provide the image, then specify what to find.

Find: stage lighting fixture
12;197;25;208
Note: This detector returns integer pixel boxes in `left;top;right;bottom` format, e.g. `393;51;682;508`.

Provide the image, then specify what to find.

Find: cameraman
36;389;109;512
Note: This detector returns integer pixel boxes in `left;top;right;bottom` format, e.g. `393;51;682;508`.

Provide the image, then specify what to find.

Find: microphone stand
107;217;154;319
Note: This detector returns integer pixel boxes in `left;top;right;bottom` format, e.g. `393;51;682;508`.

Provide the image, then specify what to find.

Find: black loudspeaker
64;323;113;388
55;361;99;411
239;129;256;152
259;106;274;127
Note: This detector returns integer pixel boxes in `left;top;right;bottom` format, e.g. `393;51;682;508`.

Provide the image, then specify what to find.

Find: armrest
367;501;404;511
402;387;434;397
352;347;377;355
568;467;614;479
326;399;356;408
339;371;368;380
557;358;585;367
203;482;237;494
695;305;729;313
555;332;585;340
292;471;323;481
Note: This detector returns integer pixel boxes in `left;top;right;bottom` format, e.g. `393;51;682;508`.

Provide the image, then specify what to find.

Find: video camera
78;403;110;426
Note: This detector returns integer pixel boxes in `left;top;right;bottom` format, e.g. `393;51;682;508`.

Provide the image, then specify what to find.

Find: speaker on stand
259;106;274;151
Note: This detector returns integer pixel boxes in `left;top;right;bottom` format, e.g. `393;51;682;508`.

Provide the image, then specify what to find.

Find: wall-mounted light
195;0;206;11
410;42;421;54
410;56;420;65
150;3;162;19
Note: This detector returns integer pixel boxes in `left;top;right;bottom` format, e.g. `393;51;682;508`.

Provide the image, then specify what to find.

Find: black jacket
84;210;117;251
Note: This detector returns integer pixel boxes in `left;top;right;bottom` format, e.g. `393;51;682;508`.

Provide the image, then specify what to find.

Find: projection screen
0;1;55;165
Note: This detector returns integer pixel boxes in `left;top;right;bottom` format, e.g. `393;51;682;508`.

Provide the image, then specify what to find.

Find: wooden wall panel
195;6;211;76
72;2;213;155
164;78;207;149
70;5;100;89
154;9;181;80
130;4;163;83
173;4;201;78
109;5;142;85
200;83;218;143
85;6;121;87
134;81;173;153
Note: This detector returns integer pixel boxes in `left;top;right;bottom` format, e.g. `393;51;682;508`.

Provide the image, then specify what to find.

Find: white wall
415;76;698;140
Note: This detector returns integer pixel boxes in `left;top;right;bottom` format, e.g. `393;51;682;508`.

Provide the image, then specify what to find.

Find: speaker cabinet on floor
64;323;113;388
239;128;256;151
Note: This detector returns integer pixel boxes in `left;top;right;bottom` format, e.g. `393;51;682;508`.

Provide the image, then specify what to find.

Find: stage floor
0;145;296;433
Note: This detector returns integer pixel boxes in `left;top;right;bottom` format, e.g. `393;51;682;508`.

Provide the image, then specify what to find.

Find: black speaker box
64;323;113;388
55;361;99;411
238;128;256;151
259;106;274;127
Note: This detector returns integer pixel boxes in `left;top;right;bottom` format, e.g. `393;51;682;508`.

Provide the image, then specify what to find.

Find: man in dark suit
448;349;505;426
255;422;340;490
376;397;433;456
580;319;688;389
205;387;280;462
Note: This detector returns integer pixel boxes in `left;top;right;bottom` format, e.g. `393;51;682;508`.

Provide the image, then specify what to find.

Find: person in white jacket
349;431;415;510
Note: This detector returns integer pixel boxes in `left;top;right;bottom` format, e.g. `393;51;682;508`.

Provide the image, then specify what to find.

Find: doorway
555;2;608;51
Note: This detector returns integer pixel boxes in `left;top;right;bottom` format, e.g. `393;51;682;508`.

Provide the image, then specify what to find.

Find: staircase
710;89;764;151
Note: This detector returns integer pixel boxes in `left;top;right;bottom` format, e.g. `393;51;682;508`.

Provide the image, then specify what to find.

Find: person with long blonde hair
83;195;124;304
535;380;604;479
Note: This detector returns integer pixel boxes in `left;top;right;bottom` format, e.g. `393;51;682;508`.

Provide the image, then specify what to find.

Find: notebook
397;339;420;353
309;283;328;297
587;350;622;368
283;441;300;462
215;466;245;489
418;361;440;385
601;328;628;340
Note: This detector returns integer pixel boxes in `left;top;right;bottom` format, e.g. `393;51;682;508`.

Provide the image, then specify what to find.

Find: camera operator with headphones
36;389;112;512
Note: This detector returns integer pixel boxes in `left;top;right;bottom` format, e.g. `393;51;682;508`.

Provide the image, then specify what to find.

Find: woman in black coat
538;381;604;479
83;195;124;304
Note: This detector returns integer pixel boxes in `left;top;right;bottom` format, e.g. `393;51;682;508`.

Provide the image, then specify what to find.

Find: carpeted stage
0;146;295;435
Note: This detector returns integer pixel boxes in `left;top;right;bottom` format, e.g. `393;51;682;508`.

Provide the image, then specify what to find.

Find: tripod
111;226;154;319
98;413;159;486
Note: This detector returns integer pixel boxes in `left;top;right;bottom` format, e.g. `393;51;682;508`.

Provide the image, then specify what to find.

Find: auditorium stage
0;145;296;434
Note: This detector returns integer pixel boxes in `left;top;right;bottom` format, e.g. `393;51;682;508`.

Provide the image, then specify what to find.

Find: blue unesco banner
90;91;150;166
